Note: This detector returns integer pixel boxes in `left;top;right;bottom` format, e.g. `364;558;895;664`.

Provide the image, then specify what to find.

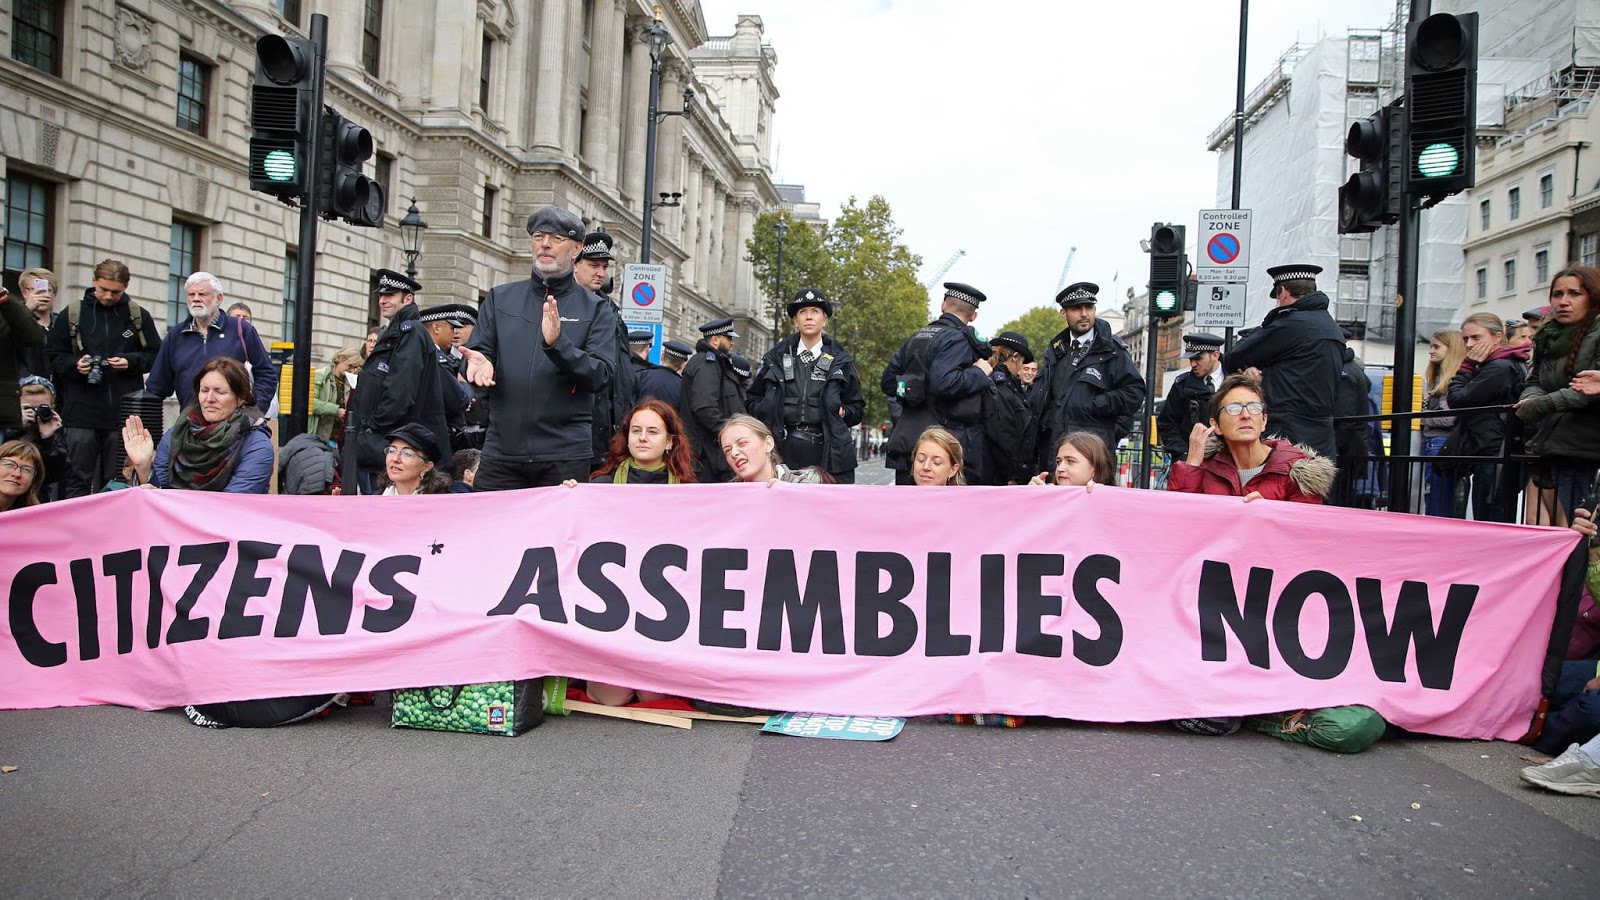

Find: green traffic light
1154;289;1178;311
1415;142;1460;179
262;149;298;182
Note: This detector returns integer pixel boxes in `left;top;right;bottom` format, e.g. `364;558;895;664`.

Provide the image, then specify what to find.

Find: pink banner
0;485;1579;739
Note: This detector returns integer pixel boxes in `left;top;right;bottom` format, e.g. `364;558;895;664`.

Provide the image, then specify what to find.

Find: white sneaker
1520;743;1600;796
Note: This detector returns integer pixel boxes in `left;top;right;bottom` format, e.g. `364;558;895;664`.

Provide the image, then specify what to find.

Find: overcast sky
698;0;1401;330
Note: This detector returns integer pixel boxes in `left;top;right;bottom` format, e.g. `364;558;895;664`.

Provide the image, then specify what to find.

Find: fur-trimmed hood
1196;436;1336;500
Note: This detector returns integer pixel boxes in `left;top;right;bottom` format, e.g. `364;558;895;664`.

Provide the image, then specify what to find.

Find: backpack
70;297;149;353
893;320;950;409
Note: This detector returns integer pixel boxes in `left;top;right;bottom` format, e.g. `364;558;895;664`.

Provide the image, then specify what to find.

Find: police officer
678;317;747;482
881;282;994;485
1156;332;1224;461
638;337;688;406
419;303;477;450
1221;263;1345;459
1026;281;1145;471
748;288;866;483
575;229;638;469
348;269;450;491
982;331;1033;485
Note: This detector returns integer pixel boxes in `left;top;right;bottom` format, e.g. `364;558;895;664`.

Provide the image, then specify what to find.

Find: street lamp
772;215;790;345
639;6;693;264
399;198;428;279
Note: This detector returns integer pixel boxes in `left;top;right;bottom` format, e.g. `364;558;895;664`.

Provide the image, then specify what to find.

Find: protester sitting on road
1027;431;1115;488
910;426;966;486
1421;330;1466;517
589;400;697;485
1447;313;1529;522
1528;507;1600;758
1516;266;1600;525
311;347;360;442
0;439;45;512
120;357;272;493
450;448;481;493
376;423;452;496
1522;721;1600;797
1166;373;1334;504
720;414;829;484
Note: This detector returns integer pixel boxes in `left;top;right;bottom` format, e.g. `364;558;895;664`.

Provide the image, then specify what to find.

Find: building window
1584;233;1600;267
176;54;211;137
1478;199;1490;231
479;36;493;111
1508;186;1521;221
276;0;301;26
1539;172;1555;209
367;270;383;327
1535;247;1550;286
12;0;63;76
169;221;202;326
374;152;394;207
361;0;384;77
1502;257;1517;293
282;248;299;341
3;173;54;291
1474;267;1487;300
482;186;497;239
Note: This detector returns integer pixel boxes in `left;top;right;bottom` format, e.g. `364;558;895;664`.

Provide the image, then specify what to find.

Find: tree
994;306;1066;360
745;211;831;340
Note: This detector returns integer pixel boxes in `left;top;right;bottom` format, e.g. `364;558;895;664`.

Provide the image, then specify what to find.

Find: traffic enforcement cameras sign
1197;209;1252;284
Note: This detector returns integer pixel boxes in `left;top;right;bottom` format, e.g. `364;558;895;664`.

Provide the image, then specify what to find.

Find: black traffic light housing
1402;12;1478;198
318;110;386;227
1148;223;1186;320
1338;98;1404;234
249;34;318;200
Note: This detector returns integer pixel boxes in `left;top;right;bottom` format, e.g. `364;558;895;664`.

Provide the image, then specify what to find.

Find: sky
697;0;1402;330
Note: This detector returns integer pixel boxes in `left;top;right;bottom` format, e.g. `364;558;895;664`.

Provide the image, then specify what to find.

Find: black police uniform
748;335;865;483
1027;319;1145;471
349;295;451;484
881;304;993;484
1156;334;1224;461
678;320;746;482
1221;269;1345;459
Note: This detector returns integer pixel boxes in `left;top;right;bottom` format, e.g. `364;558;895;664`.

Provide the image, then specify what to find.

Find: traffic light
1402;12;1478;198
1148;223;1186;320
249;34;318;200
1338;98;1403;234
318;110;385;226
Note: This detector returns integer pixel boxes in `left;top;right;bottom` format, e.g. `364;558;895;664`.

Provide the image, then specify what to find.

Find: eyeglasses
1220;402;1265;416
529;232;573;245
384;446;426;460
0;458;38;478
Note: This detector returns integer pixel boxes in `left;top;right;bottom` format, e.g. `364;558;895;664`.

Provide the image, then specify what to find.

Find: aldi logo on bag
487;705;507;729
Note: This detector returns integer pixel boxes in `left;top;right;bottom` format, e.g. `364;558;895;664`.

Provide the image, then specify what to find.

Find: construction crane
924;249;966;290
1056;246;1079;291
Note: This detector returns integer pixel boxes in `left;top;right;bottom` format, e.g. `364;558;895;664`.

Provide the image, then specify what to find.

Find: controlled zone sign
1197;209;1252;284
622;263;667;324
1194;283;1247;329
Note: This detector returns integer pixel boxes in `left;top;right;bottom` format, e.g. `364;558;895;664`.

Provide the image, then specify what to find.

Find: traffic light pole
1386;0;1430;513
1224;0;1248;353
1139;322;1158;489
287;13;329;442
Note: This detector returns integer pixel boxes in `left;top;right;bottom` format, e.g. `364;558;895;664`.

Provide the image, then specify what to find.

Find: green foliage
746;211;831;337
994;306;1066;359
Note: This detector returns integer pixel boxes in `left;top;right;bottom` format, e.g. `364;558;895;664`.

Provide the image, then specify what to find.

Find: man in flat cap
983;331;1034;485
1221;263;1345;459
1026;281;1145;471
573;228;638;469
679;317;747;481
347;269;451;492
1157;332;1224;462
748;289;865;483
881;282;995;484
459;205;621;489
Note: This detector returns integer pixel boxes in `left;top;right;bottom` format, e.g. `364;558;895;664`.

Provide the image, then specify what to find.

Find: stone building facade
0;0;783;366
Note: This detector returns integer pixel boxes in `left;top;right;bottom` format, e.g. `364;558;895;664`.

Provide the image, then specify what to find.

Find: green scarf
612;458;677;484
167;404;252;491
1532;318;1576;361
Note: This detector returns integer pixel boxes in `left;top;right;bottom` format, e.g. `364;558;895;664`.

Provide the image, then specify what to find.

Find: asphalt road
2;701;1596;898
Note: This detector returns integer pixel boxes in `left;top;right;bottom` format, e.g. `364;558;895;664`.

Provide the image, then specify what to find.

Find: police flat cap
787;288;833;318
943;282;986;306
988;331;1034;364
384;422;442;463
729;353;752;379
1266;264;1323;285
419;304;472;327
374;268;421;295
1181;332;1224;358
580;230;616;260
699;317;740;339
525;205;585;240
662;339;694;360
627;329;655;345
1056;282;1099;307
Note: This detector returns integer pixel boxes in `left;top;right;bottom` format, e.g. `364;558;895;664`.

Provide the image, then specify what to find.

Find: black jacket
880;312;993;481
1447;347;1529;458
983;366;1030;485
634;355;682;407
1222;290;1345;458
747;333;865;478
1026;318;1144;470
469;269;620;463
678;340;747;481
1157;370;1217;460
349;302;451;472
1;295;48;429
45;291;163;430
591;301;639;463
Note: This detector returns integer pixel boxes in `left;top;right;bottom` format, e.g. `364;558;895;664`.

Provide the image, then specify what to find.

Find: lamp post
772;216;789;346
399;198;428;279
640;8;693;264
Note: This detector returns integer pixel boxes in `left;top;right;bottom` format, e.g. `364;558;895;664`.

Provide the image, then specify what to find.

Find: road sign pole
290;13;328;443
1226;0;1249;353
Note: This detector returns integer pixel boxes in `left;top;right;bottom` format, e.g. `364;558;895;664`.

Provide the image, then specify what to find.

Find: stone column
531;0;568;152
734;198;757;318
561;0;585;160
621;21;650;205
682;161;703;284
698;172;715;291
601;0;627;186
658;61;686;239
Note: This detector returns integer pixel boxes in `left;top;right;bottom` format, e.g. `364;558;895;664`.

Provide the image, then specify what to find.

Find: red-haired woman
587;399;697;484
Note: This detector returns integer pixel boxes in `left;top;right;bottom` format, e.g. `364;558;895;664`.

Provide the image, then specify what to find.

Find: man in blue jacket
145;272;277;413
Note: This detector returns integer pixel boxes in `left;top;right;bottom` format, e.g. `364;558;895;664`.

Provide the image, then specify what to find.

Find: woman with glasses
0;439;45;511
375;423;451;495
120;357;273;494
1166;373;1334;503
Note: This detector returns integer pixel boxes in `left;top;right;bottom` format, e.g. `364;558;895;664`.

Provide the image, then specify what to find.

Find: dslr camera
85;355;108;386
32;403;54;423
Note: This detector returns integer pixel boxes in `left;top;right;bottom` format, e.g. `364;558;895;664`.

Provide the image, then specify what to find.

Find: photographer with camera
3;376;74;503
44;259;162;497
0;284;49;431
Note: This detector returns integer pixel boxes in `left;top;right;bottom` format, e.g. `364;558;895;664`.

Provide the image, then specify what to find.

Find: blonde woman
311;346;361;441
909;427;966;486
1421;330;1466;517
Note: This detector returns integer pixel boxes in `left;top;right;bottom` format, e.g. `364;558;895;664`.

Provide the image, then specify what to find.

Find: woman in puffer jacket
1166;373;1334;504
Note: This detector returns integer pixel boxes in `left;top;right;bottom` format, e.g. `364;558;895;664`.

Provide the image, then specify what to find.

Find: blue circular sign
1207;233;1241;265
631;283;657;306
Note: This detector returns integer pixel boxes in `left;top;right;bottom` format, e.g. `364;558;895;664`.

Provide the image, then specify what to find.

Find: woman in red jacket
1166;373;1334;503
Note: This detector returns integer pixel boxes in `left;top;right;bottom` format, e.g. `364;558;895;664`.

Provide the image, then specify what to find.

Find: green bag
541;676;570;716
1245;705;1387;754
391;680;544;736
